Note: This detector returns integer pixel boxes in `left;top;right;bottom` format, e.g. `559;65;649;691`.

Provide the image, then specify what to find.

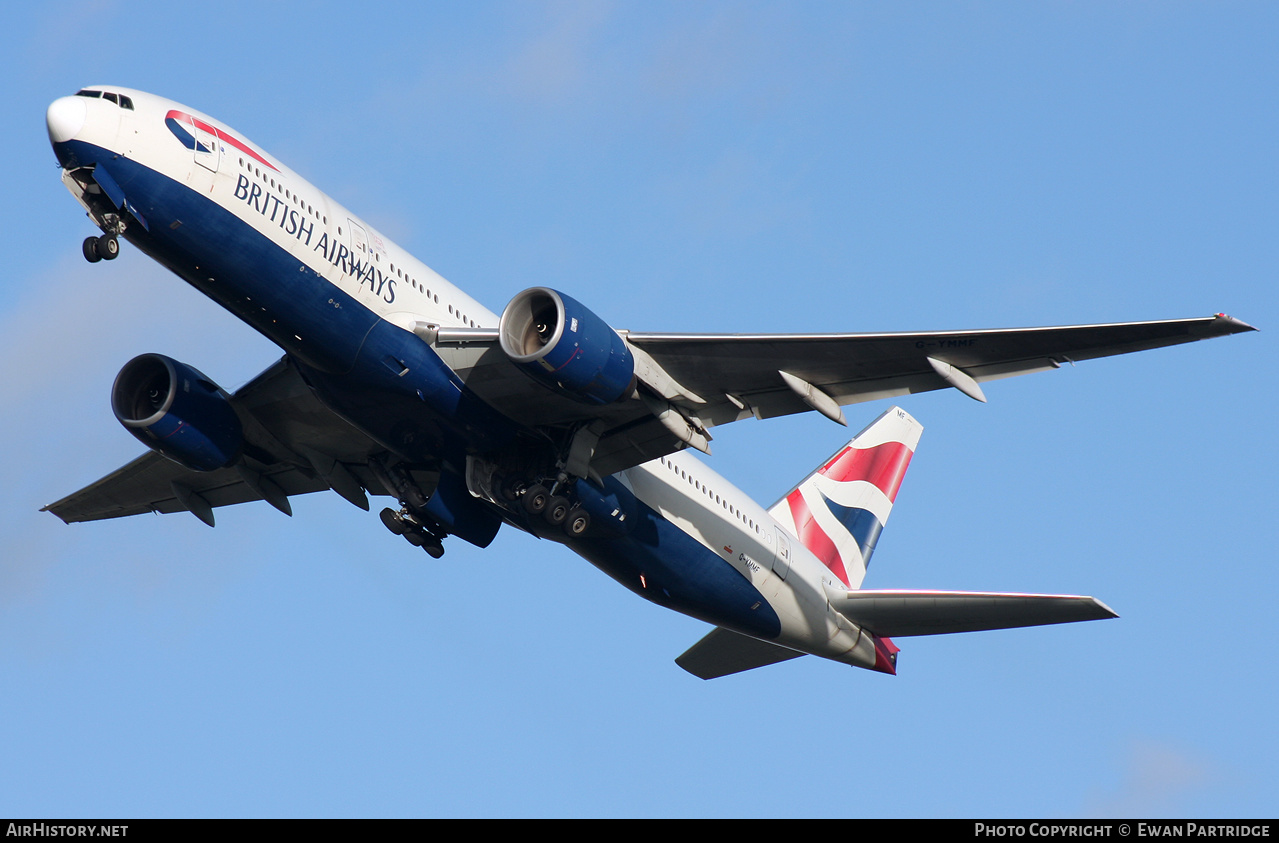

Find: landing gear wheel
523;483;549;516
563;507;591;538
379;507;407;535
423;541;445;559
95;235;119;261
544;495;571;527
404;530;426;547
82;237;102;263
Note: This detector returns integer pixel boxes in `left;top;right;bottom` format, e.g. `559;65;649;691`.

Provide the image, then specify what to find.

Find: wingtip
38;504;74;525
1212;313;1258;334
1090;597;1120;620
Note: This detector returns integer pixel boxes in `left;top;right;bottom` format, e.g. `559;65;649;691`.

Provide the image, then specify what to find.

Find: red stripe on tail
820;441;914;502
785;489;850;587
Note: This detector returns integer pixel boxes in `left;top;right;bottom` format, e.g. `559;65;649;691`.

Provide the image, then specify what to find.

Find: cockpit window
73;89;133;110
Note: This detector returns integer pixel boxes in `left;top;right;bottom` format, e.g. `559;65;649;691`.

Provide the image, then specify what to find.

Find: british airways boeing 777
43;87;1254;678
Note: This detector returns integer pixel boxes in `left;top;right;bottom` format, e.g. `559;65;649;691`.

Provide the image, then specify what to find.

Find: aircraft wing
441;313;1254;476
625;313;1255;423
43;357;381;525
825;589;1119;636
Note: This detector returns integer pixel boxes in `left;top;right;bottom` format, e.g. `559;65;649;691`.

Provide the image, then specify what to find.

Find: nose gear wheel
83;234;118;262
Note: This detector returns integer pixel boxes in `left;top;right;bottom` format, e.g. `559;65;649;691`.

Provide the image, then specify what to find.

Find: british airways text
233;175;395;303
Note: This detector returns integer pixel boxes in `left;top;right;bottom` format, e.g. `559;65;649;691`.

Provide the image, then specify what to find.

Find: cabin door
194;123;220;173
772;528;792;581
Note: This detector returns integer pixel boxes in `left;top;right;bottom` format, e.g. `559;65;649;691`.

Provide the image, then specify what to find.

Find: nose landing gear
82;234;119;262
80;209;126;263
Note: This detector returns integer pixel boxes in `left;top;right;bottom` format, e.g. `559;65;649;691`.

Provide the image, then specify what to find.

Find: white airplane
43;86;1254;678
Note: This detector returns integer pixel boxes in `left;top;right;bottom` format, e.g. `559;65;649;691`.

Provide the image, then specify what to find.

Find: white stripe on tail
768;406;922;589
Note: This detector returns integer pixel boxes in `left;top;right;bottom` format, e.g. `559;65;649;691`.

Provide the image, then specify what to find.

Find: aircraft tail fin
767;406;922;589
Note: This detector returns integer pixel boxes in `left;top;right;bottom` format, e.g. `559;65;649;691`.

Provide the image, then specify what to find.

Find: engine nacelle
499;287;634;405
111;353;243;471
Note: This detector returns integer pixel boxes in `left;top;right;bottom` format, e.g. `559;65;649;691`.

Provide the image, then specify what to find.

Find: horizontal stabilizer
676;627;805;680
825;588;1117;637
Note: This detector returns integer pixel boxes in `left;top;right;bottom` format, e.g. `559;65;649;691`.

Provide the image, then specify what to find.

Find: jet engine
499;287;634;405
111;353;243;471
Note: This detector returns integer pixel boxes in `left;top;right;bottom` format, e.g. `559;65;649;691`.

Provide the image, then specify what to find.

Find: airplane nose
46;96;86;144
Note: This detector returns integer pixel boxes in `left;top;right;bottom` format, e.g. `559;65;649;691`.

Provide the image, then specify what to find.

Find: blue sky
1;1;1275;818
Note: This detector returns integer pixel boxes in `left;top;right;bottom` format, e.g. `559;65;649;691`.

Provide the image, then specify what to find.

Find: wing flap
675;627;805;680
825;589;1118;637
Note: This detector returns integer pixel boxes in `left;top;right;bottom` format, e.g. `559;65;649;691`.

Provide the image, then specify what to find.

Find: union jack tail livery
768;406;922;590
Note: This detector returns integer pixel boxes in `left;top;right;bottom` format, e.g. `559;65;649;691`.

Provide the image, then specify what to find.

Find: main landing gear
380;507;446;558
82;234;119;262
504;479;591;538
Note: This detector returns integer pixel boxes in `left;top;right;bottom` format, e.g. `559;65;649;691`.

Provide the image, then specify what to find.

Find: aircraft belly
567;491;783;641
296;319;519;462
598;466;879;665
